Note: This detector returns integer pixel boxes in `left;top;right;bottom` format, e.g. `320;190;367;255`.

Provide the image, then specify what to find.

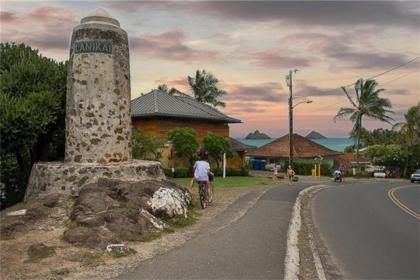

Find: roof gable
230;137;256;152
131;90;241;123
247;134;342;158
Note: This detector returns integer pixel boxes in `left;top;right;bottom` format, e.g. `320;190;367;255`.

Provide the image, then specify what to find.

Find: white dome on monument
88;8;113;18
81;8;120;27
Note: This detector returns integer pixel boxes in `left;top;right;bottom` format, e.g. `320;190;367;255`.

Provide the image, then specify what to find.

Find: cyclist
287;165;295;184
191;149;213;203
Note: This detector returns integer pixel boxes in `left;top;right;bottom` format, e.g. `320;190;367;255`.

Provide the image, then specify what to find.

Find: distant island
245;130;271;139
306;130;327;139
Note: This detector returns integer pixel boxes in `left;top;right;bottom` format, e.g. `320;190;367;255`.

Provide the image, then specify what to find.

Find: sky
1;0;419;138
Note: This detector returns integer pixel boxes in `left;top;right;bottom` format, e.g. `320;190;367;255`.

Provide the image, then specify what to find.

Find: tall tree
0;43;67;208
131;128;164;161
157;84;181;95
187;70;226;107
203;133;233;168
167;127;199;169
393;105;420;177
335;79;393;161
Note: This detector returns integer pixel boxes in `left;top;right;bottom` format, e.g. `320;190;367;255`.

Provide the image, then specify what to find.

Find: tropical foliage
356;128;399;146
157;84;182;95
167;127;199;169
203;133;233;168
335;78;393;161
187;70;227;107
131;129;164;161
0;43;67;208
393;105;420;177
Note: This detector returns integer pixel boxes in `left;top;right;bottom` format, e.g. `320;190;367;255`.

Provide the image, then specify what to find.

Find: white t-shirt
194;160;210;182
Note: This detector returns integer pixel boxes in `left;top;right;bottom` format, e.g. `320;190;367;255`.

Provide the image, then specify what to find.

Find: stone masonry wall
24;160;165;200
65;23;131;163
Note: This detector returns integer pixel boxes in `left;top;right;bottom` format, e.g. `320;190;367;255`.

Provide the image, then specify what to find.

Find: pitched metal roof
131;89;241;123
230;137;256;152
247;134;342;158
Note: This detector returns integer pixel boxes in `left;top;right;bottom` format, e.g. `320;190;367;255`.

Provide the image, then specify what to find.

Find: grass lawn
171;176;279;189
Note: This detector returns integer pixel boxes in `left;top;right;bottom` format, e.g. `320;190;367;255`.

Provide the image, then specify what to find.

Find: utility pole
286;70;297;168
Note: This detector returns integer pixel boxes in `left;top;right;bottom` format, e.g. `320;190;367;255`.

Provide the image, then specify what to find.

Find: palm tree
187;70;227;107
157;84;182;95
335;79;393;161
393;105;420;177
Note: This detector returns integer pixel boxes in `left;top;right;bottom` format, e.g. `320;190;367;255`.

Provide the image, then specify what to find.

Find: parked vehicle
374;172;386;178
410;169;420;183
366;165;385;173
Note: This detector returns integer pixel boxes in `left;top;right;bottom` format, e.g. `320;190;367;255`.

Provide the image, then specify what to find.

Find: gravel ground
70;185;269;280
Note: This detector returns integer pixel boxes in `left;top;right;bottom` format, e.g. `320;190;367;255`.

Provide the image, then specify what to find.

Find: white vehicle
373;172;386;178
411;169;420;183
366;165;385;173
265;163;280;172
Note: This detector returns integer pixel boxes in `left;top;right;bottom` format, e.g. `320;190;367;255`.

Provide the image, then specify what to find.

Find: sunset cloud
108;1;420;28
224;101;273;115
224;82;284;102
325;47;419;69
1;1;418;137
0;11;16;23
0;6;78;51
130;31;220;62
246;50;311;68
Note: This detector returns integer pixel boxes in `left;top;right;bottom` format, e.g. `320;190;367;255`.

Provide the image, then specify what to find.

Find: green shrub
164;168;190;178
283;159;331;176
164;166;249;178
213;167;249;177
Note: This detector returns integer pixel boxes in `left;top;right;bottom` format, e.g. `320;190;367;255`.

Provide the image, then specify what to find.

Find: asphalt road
312;180;420;279
119;181;316;280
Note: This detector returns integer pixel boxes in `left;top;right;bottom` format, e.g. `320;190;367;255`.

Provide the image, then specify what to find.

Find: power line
368;56;420;80
381;70;418;86
313;56;420;95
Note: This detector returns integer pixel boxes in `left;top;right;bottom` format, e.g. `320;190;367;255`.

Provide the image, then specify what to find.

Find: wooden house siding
132;117;229;142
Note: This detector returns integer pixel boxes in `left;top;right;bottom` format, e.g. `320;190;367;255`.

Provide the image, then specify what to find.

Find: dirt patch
0;185;261;280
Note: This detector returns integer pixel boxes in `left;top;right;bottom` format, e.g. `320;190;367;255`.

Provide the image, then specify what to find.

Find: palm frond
341;86;357;108
334;107;356;121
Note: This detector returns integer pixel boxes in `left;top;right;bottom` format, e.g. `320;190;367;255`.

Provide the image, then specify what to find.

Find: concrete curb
283;185;328;280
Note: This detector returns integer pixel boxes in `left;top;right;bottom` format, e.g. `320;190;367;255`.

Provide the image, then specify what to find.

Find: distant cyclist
287;165;295;184
191;149;213;203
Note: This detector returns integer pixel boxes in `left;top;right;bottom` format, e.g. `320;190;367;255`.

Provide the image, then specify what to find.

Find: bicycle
197;181;208;209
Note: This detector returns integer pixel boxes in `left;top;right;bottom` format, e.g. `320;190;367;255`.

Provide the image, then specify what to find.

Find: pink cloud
0;6;79;51
130;31;220;62
0;11;16;23
246;50;310;68
223;82;284;102
153;77;190;92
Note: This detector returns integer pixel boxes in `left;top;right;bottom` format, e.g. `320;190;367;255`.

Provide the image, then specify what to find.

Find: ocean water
312;138;354;152
237;138;353;152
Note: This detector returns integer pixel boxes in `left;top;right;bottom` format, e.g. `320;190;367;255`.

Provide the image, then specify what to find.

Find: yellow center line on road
388;185;420;220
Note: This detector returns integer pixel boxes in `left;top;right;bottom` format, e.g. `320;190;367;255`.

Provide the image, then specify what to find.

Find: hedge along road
118;180;320;279
312;180;420;279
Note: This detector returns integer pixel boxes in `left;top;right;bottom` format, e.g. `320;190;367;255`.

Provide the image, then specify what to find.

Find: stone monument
25;9;164;200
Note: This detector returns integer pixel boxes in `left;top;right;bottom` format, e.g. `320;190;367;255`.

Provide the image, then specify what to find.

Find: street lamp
286;70;313;167
293;99;313;109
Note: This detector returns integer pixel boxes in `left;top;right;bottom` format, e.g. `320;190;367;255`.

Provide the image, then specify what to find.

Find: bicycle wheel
199;183;207;209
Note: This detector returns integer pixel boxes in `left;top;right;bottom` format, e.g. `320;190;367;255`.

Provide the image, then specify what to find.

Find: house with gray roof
131;89;244;168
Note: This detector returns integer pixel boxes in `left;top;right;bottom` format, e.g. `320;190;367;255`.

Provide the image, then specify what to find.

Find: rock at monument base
63;179;191;248
151;187;192;218
24;160;165;200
